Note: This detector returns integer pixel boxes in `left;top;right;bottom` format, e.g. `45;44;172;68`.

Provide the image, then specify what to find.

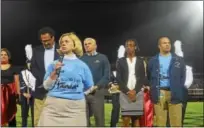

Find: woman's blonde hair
58;32;83;57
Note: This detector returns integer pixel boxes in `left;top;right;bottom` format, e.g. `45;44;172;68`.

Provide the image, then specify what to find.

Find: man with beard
31;27;59;126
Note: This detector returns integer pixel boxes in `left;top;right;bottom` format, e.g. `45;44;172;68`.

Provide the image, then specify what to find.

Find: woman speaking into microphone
38;32;94;127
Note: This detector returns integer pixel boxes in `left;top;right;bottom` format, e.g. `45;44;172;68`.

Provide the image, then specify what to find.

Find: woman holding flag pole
19;44;36;127
108;45;125;127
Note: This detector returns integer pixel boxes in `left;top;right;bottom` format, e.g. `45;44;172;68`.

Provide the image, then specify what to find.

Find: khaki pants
34;98;45;126
154;90;182;127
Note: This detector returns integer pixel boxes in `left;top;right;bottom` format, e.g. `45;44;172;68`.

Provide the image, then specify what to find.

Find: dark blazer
116;57;148;94
147;53;186;104
31;44;59;100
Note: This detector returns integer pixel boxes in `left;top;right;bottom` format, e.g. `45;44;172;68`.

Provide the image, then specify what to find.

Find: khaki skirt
120;91;144;116
38;96;87;127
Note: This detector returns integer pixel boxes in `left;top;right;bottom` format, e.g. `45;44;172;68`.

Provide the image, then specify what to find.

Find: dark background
1;0;203;73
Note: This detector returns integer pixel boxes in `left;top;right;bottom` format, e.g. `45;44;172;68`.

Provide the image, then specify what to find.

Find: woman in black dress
1;48;20;127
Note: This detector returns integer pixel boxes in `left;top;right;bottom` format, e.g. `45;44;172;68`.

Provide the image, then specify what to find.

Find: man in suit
31;27;59;126
80;37;110;127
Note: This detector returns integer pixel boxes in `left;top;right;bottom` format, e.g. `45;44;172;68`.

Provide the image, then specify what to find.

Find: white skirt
38;96;87;127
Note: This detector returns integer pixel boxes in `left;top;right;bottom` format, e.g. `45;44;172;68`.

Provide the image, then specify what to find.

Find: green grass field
16;102;203;127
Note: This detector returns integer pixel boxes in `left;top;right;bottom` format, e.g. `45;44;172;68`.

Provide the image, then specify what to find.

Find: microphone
56;55;64;76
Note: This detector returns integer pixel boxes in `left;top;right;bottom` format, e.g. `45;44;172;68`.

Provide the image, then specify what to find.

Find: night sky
1;0;203;73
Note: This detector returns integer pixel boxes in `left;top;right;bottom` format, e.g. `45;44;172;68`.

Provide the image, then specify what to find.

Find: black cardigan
116;57;148;94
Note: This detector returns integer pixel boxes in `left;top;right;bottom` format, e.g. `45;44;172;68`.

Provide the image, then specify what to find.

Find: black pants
86;89;105;127
20;95;34;127
110;93;120;127
8;116;16;127
182;101;187;126
181;87;188;126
